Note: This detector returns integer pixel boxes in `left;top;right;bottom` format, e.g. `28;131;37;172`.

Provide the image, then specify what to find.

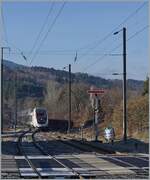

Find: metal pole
14;72;17;131
1;48;4;133
68;64;71;133
123;27;127;142
81;126;83;141
1;47;10;133
94;94;99;141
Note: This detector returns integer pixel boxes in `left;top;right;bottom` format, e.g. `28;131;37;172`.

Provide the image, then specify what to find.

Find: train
30;107;48;128
30;107;72;132
48;119;72;132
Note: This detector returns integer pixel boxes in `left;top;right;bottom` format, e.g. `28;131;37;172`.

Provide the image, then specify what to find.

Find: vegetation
3;60;148;142
142;77;149;95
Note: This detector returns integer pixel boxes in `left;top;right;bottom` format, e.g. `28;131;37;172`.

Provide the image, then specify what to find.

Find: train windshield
36;109;47;118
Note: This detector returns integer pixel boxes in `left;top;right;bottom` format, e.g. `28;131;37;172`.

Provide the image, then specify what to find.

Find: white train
30;107;48;128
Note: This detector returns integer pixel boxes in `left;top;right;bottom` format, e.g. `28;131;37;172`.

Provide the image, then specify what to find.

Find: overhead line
127;25;149;41
30;2;66;65
1;4;9;44
1;5;29;65
82;25;149;72
76;2;147;60
28;2;55;60
7;51;122;56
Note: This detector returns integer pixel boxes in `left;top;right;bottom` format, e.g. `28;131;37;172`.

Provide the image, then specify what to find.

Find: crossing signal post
87;89;105;141
94;94;100;141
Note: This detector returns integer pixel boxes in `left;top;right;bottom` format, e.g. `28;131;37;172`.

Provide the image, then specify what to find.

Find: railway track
34;130;113;154
17;128;42;178
2;129;149;179
33;129;125;179
58;138;115;154
17;128;96;178
33;130;149;179
32;129;88;178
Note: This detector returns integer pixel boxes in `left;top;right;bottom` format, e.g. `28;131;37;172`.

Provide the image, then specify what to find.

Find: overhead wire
30;2;66;65
126;25;149;41
1;3;9;45
28;2;55;60
82;24;149;72
75;2;147;61
1;3;29;64
29;2;146;69
7;51;123;56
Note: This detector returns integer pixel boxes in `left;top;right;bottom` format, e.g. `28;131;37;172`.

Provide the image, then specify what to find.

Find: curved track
15;129;149;179
32;130;122;179
32;129;86;179
17;128;86;178
17;128;42;178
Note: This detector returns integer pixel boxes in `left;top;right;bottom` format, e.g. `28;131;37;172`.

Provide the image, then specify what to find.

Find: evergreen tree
142;77;149;95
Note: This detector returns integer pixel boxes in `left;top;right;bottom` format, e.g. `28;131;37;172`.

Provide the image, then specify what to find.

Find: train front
35;108;48;128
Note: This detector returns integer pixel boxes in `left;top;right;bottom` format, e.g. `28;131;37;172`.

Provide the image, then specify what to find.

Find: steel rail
15;129;149;179
32;130;119;179
44;134;128;178
17;128;42;179
56;137;114;154
32;129;85;179
57;138;123;178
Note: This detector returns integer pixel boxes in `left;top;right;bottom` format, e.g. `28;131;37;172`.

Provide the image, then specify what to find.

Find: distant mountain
3;60;144;99
3;60;25;70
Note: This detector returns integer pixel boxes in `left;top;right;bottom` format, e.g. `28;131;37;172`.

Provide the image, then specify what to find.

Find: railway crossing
1;129;149;179
2;154;149;178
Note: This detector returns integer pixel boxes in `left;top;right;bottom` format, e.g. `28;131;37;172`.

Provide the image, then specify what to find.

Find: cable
50;2;147;71
1;4;9;44
30;2;66;65
1;4;28;64
28;2;55;59
82;25;149;72
83;25;148;71
7;51;122;56
126;25;149;41
76;2;147;60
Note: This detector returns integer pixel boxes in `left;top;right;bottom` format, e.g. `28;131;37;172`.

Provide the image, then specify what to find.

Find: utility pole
1;48;4;133
113;27;127;142
68;64;71;133
123;27;127;142
1;47;10;134
14;72;17;132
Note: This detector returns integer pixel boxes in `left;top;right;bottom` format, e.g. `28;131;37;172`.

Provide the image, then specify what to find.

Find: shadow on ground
95;138;149;154
2;139;88;156
2;132;149;156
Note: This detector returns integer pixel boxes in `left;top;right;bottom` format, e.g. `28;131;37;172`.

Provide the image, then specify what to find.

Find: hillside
3;60;143;99
3;60;148;141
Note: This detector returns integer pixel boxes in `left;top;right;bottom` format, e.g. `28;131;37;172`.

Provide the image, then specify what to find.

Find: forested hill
3;60;148;141
3;60;144;99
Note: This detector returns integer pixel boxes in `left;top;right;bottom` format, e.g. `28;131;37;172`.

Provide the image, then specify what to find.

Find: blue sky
1;1;149;80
